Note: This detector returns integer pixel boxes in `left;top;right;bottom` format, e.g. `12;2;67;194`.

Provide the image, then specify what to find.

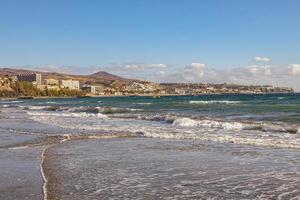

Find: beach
0;94;300;199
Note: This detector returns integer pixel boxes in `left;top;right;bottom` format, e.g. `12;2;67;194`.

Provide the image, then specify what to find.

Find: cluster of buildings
81;81;163;96
15;73;107;95
1;72;294;96
161;83;294;95
16;73;80;91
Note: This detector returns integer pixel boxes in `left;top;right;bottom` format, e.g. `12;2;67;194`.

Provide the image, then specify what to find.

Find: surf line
40;134;71;200
40;146;49;200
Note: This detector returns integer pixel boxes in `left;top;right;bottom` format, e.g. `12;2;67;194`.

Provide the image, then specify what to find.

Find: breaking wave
189;100;241;104
136;102;153;105
23;105;143;114
173;118;245;130
27;111;108;119
172;117;299;134
142;131;300;149
25;109;300;149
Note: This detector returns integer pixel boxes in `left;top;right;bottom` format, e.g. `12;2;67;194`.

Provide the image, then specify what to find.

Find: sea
0;93;300;199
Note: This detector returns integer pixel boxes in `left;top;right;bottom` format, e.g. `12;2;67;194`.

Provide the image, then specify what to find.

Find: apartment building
17;73;42;85
59;80;80;90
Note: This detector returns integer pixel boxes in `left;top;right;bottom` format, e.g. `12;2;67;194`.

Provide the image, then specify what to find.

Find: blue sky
1;0;300;89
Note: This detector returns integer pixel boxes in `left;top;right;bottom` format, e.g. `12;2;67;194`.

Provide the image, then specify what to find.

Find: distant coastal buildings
59;80;80;90
17;73;42;85
15;73;80;91
44;78;59;86
91;85;105;95
0;70;295;97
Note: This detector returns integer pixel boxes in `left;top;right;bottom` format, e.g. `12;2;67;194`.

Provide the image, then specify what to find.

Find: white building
59;80;80;90
44;78;59;86
91;84;104;94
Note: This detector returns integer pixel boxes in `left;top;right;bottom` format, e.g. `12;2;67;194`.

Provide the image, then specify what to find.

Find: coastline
1;91;297;101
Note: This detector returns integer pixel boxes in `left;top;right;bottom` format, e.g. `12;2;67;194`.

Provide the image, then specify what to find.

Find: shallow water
45;138;300;200
0;146;44;200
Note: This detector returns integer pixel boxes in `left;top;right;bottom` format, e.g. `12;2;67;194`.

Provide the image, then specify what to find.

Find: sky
0;0;300;90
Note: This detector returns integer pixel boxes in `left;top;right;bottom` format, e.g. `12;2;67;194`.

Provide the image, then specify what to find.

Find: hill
0;68;140;86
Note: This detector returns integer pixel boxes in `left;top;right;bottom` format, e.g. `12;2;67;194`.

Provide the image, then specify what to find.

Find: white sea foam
189;100;241;104
136;102;153;105
25;108;300;149
27;111;108;119
173;118;244;130
277;97;287;100
0;100;23;104
11;100;24;103
28;106;49;110
143;131;300;149
46;101;56;104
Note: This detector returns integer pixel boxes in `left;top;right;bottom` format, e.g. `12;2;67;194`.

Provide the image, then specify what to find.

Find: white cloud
108;63;169;73
148;64;167;68
288;64;300;75
253;56;270;62
181;63;206;81
124;64;142;71
158;70;165;75
246;65;273;76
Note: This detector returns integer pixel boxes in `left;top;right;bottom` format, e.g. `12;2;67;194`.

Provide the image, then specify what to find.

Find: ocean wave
24;105;143;115
173;118;245;130
100;107;143;114
189;100;241;104
10;100;24;103
26;111;300;149
0;100;24;104
277;97;289;100
136;102;153;105
1;104;11;108
107;113;300;134
137;114;176;123
46;101;56;104
27;111;108;119
172;117;300;134
143;131;300;149
27;106;49;110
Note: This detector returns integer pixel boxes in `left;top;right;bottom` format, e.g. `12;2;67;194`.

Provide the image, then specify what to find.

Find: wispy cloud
253;56;270;62
288;64;300;75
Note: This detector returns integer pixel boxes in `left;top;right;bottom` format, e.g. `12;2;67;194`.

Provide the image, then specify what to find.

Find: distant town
0;68;294;98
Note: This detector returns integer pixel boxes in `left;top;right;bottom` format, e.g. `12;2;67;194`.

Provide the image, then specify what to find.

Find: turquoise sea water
2;93;300;148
